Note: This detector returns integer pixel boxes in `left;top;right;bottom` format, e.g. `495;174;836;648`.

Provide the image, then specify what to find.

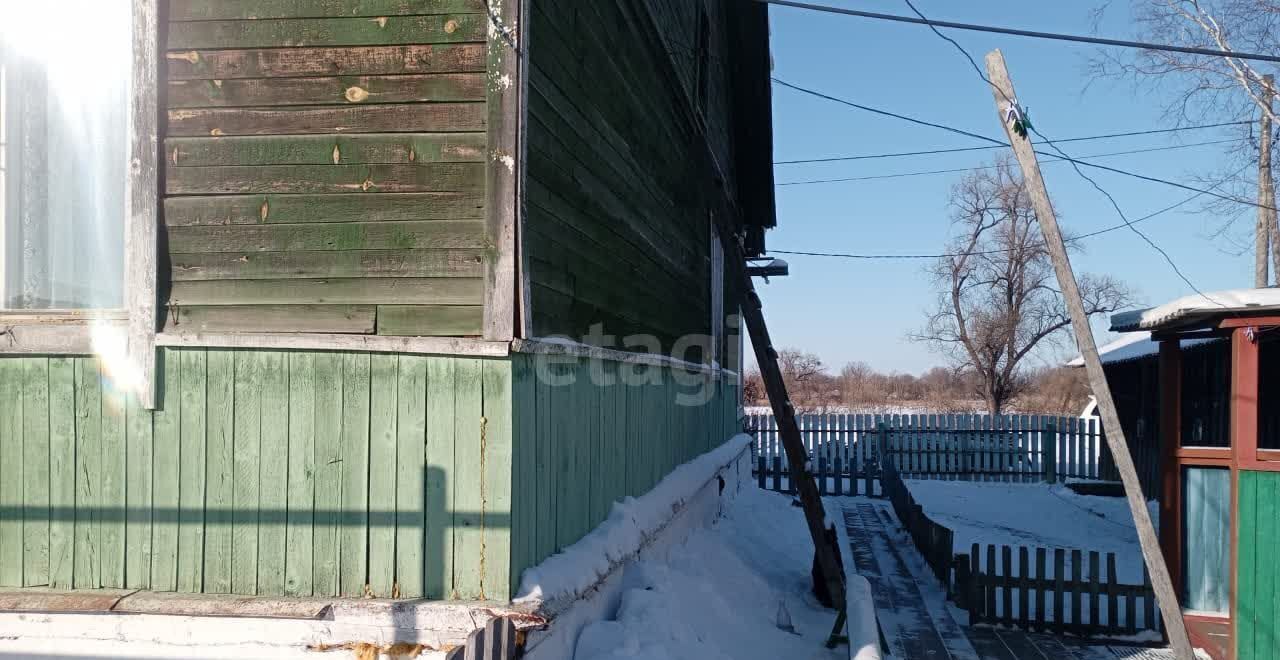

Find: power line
777;138;1235;186
898;0;1216;301
771;77;1278;212
755;0;1280;64
774;122;1249;165
769;179;1225;260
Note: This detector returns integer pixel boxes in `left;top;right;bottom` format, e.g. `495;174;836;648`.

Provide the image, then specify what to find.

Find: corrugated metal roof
1110;288;1280;332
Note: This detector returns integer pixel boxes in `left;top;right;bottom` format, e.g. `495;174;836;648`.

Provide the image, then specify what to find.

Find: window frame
0;0;158;408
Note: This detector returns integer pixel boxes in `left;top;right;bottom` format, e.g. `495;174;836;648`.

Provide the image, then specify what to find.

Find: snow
902;479;1156;584
1065;332;1223;367
1111;287;1280;331
516;435;753;610
573;488;845;660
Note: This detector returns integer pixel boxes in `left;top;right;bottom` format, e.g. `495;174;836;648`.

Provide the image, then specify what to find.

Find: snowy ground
903;479;1154;583
573;488;846;660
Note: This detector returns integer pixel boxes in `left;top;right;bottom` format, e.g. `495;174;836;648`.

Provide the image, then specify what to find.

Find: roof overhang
1110;288;1280;333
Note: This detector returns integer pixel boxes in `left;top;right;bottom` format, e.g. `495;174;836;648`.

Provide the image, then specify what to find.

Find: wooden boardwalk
839;499;1186;660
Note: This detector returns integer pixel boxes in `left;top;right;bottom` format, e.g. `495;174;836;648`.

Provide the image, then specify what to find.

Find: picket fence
747;413;1109;492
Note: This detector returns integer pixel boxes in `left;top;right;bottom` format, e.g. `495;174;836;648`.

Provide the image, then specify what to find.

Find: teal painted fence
0;349;513;601
507;354;740;589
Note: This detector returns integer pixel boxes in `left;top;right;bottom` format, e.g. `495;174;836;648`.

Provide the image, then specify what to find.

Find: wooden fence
748;413;1106;491
880;455;954;586
444;617;519;660
954;543;1162;636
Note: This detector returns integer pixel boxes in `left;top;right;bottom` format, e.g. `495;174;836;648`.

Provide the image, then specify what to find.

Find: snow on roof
1110;288;1280;332
1066;331;1223;367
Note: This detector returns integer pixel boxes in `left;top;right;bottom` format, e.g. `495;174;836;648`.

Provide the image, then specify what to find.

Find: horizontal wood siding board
166;15;486;49
166;103;485;136
168;277;482;305
164;192;484;226
171;248;484;280
166;163;485;194
165;44;486;80
167;134;486;166
167;221;485;253
375;305;482;336
164;305;377;333
168;0;485;21
168;73;485;108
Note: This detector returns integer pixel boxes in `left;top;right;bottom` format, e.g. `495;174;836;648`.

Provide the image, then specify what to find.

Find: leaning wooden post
984;49;1193;658
1042;421;1057;485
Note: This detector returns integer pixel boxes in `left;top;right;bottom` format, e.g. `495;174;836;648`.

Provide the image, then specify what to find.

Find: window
1181;466;1231;615
1180;341;1231;448
0;3;131;310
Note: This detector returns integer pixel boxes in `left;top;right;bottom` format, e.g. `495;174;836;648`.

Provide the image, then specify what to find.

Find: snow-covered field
573;487;845;660
903;479;1154;583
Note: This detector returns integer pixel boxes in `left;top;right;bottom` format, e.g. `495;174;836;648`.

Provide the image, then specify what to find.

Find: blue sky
751;0;1256;374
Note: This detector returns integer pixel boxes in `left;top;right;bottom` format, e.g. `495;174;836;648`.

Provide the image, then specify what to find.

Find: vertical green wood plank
452;358;484;599
1256;472;1278;656
204;349;236;593
23;358;50;586
177;350;207;593
535;359;554;564
285;352;316;597
624;379;641;499
339;353;371;597
1270;474;1280;660
48;357;75;589
368;354;398;598
509;355;536;592
482;359;512;600
553;361;574;550
395;355;427;598
258;351;289;596
1238;471;1257;660
425;357;456;599
0;359;23;586
73;358;102;588
312;352;344;597
231;351;262;595
586;360;603;531
125;390;155;590
100;374;126;589
151;351;181;591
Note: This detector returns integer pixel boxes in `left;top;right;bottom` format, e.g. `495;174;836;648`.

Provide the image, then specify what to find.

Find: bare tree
777;349;831;413
912;157;1134;414
1088;0;1279;269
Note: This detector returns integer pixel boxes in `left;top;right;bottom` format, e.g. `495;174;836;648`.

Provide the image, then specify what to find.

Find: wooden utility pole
722;234;846;607
983;50;1194;659
1262;75;1279;287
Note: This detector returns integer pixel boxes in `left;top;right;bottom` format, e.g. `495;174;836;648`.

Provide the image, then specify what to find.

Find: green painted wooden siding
524;0;744;355
507;353;739;589
1237;470;1280;659
161;0;489;337
0;350;512;600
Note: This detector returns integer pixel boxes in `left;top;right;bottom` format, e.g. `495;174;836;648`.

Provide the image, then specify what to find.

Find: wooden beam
985;49;1194;658
481;0;522;342
154;331;508;357
1158;339;1182;595
127;0;160;409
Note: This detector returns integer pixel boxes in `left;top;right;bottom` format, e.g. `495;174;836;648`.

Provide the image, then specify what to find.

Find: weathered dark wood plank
167;221;486;253
167;103;485;136
376;305;482;336
169;73;485;108
169;278;482;305
171;248;484;280
164;192;484;225
165;44;486;80
163;305;377;333
168;0;484;21
168;134;486;167
166;163;485;194
167;15;486;49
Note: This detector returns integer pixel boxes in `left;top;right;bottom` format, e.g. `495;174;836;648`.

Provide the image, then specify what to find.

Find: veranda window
0;3;131;310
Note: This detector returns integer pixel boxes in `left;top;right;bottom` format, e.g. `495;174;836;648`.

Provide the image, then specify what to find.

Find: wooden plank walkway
839;500;1186;660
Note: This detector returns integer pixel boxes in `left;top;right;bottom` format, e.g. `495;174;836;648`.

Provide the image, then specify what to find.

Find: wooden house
1094;290;1280;660
0;0;772;605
